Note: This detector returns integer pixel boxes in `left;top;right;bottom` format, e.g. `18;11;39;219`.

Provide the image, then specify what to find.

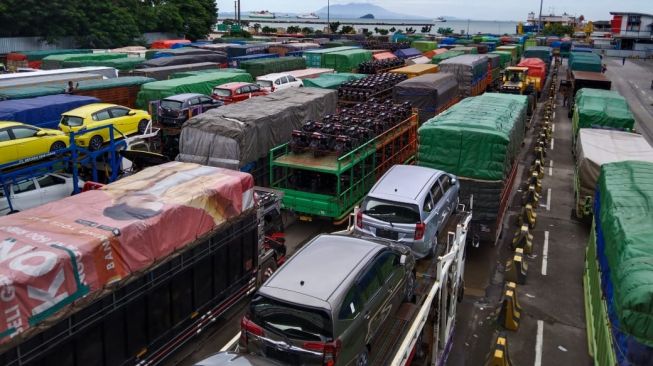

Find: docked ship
435;16;447;22
297;13;320;19
249;10;275;19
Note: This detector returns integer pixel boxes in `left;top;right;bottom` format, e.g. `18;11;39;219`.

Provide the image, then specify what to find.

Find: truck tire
356;348;370;366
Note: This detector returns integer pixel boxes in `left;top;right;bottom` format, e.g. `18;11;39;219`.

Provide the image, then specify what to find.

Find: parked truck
566;70;612;117
0;162;286;366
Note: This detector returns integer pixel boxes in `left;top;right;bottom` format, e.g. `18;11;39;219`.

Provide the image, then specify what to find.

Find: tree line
0;0;217;48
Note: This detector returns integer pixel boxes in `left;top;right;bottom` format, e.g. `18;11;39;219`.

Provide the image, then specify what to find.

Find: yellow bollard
487;335;514;366
511;224;534;255
517;204;537;229
498;285;522;330
505;248;528;284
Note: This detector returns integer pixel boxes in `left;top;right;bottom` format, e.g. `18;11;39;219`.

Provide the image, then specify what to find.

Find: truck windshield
250;295;333;341
60;116;84;127
213;88;232;97
160;100;183;110
363;197;421;224
257;80;273;88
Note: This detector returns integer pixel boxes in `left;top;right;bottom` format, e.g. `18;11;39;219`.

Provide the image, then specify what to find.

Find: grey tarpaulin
392;73;459;123
439;54;488;97
576;128;653;200
140;54;227;68
178;87;337;168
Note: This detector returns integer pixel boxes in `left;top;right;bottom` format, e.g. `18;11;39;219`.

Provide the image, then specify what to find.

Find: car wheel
404;271;416;303
8;210;20;215
356;348;370;366
89;135;103;151
49;141;67;152
138;119;148;134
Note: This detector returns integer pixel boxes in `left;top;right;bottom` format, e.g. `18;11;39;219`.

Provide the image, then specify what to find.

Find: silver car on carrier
354;164;459;258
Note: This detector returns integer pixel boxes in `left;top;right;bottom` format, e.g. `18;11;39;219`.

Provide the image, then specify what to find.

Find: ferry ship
297;13;319;19
249;10;275;19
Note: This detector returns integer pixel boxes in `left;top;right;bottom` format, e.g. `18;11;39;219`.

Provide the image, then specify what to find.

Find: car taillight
356;209;363;229
303;339;341;366
414;222;425;240
271;85;275;92
240;315;264;343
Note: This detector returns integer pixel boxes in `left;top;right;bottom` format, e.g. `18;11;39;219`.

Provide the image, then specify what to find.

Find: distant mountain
360;13;374;19
315;3;428;20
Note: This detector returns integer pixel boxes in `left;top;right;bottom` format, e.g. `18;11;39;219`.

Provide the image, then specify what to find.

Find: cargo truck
0;162;286;366
566;70;612;117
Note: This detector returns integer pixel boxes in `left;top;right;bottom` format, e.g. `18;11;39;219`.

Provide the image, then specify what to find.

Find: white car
0;173;83;214
256;73;303;92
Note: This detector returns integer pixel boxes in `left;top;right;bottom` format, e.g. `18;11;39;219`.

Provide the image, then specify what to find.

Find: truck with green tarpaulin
571;88;635;147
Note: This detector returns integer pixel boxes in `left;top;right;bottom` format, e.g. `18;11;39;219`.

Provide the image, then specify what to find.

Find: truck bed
370;212;470;365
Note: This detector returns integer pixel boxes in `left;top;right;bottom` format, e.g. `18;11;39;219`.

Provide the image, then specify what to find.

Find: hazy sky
224;0;653;21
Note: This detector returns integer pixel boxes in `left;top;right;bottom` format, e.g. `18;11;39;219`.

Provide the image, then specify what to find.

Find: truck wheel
89;135;103;151
138;119;148;134
50;141;66;152
356;348;370;366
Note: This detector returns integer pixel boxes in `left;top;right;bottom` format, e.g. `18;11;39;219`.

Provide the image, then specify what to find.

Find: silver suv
354;165;459;258
240;234;415;366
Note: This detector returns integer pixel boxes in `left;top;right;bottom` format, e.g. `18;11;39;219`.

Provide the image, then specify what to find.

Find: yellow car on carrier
59;103;151;150
0;121;69;166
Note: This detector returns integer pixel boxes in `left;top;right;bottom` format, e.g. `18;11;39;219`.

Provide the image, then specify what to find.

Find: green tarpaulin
572;88;635;137
418;93;528;180
240;57;306;78
321;49;372;72
302;73;365;89
63;57;145;71
42;53;128;69
412;41;438;52
0;77;155;100
0;85;65;100
303;46;358;68
135;72;252;108
489;51;512;67
75;76;155;91
452;46;478;54
432;51;465;65
16;49;92;61
455;39;473;45
597;160;653;346
569;52;602;72
170;69;247;79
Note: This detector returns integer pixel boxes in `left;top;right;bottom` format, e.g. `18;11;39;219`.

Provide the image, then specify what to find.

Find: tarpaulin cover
418;93;527;180
0;161;254;345
170;69;247;79
469;44;488;54
152;48;221;58
594;161;653;363
576;129;653;201
432;51;465;64
136;72;252;108
517;58;547;80
240;56;306;78
0;73;102;90
63;57;145;71
391;64;439;78
481;42;497;52
394;48;422;59
487;54;501;69
229;53;279;67
128;62;221;80
140;54;228;68
74;76;155;91
496;46;519;61
572;88;635;135
0;85;65;100
489;51;512;68
285;68;335;79
455;39;473;45
303;46;359;68
178;88;337;168
405;56;432;65
441;38;457;45
438;54;488;96
569;52;602;72
7;49;91;62
42;53;127;70
452;46;478;54
0;94;99;129
322;49;372;72
373;52;398;61
393;73;458;122
301;73;365;89
225;44;270;58
150;39;191;49
522;46;552;64
412;41;438;52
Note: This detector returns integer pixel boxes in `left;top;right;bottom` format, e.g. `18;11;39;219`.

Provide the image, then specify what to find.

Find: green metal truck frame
270;113;418;222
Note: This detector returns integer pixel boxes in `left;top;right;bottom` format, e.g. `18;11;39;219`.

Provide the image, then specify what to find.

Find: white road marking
553;112;556;120
221;332;241;351
549;160;553;176
546;188;552;211
535;320;544;366
552;123;555;133
542;231;550;276
550;138;555;150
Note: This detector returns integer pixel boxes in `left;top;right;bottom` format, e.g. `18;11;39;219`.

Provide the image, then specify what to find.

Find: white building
610;12;653;50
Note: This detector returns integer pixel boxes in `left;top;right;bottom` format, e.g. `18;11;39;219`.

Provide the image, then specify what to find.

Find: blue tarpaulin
394;47;422;59
0;94;99;129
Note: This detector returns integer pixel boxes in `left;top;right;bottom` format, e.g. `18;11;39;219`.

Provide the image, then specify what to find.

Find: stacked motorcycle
358;58;405;74
338;73;407;102
289;100;413;157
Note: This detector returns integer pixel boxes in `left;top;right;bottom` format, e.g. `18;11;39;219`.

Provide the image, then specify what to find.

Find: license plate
376;228;398;240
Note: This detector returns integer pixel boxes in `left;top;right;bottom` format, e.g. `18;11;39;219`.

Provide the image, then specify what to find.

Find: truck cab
501;67;531;94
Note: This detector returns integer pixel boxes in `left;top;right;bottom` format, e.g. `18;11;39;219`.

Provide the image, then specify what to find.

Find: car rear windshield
60;116;83;127
160;99;183;110
213;88;232;97
250;295;333;341
257;80;273;88
363;197;421;224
